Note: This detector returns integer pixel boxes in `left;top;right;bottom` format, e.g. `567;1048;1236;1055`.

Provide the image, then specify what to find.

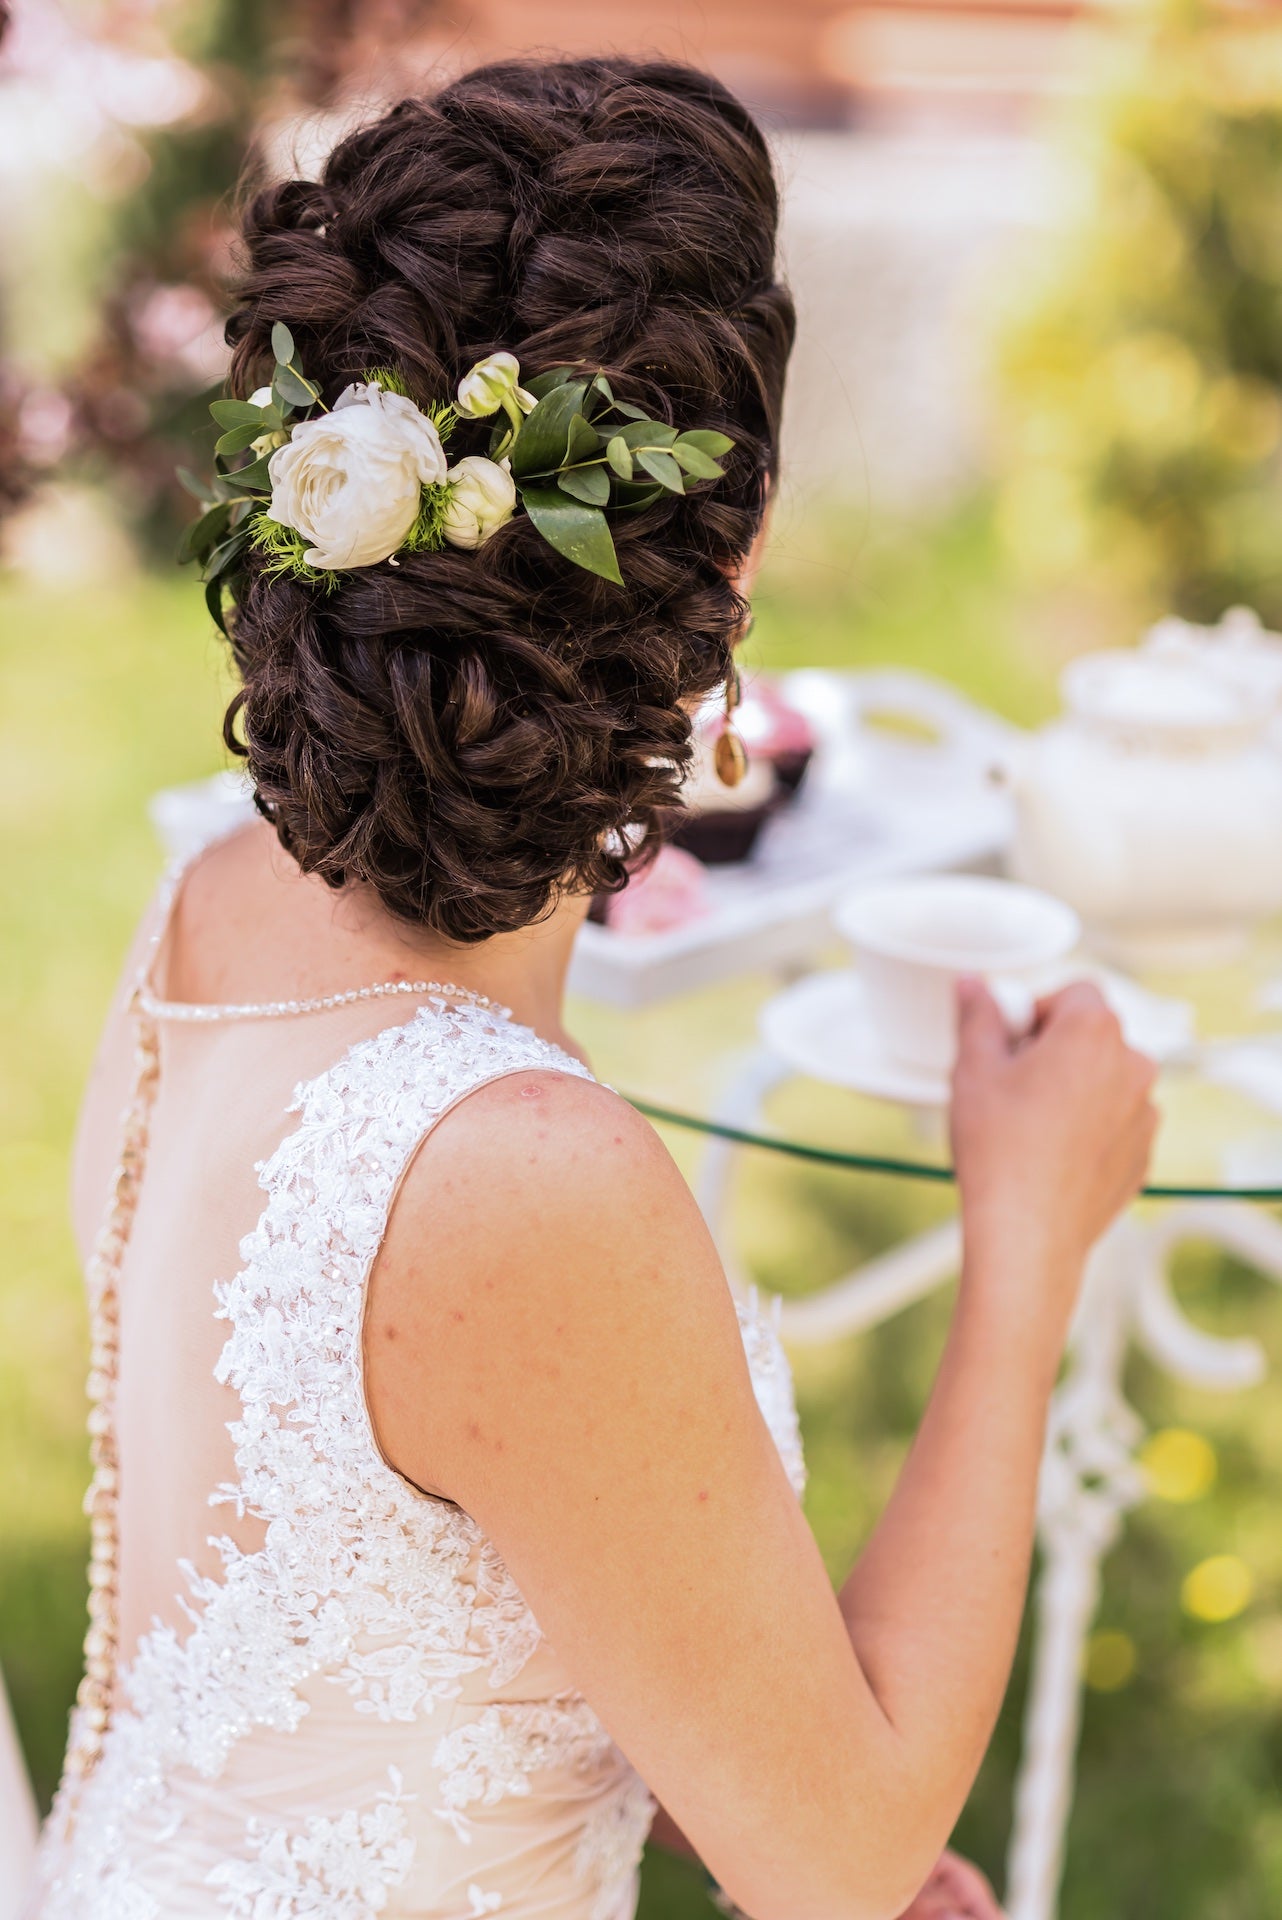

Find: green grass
3;510;1282;1914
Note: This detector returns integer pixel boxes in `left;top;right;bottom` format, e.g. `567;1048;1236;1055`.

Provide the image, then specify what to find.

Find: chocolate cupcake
670;730;778;864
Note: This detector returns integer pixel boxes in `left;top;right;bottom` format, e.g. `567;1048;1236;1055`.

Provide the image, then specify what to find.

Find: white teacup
834;875;1081;1077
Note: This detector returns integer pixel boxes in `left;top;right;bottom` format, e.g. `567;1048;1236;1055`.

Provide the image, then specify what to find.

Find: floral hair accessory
180;323;735;625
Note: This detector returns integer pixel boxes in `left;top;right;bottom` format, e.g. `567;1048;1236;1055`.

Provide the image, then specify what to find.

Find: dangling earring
714;665;749;788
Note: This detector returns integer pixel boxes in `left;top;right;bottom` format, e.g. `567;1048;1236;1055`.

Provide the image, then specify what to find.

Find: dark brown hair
222;56;794;941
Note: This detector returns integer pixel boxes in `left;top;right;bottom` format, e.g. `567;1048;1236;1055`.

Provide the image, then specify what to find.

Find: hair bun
221;56;794;942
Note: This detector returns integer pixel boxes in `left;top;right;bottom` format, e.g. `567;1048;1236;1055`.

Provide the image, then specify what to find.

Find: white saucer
759;964;1196;1112
759;971;951;1107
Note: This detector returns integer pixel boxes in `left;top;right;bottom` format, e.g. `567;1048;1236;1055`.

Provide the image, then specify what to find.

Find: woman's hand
895;1849;1003;1919
950;978;1158;1350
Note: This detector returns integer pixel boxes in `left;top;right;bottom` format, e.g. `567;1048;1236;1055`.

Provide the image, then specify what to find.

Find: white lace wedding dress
27;833;807;1920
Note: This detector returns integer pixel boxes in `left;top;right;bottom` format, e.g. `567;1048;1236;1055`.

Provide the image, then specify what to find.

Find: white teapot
1008;647;1282;969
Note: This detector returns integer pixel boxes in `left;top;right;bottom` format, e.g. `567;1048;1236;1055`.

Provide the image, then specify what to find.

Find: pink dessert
602;843;711;936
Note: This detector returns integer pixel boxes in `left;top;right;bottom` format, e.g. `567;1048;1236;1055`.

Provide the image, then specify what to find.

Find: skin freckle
697;1490;709;1502
519;1083;544;1100
383;1325;398;1341
450;1309;466;1323
467;1419;482;1442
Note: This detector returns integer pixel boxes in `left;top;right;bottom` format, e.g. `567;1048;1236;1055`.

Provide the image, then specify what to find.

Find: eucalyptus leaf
588;373;614;408
210;399;268;429
614;420;677;450
522;366;578;402
273;362;321;409
609;401;647;421
510;380;589;479
519;484;623;585
676;429;734;459
556;464;611;507
178;501;232;566
215;422;265;457
610;480;665;513
635;448;686;494
271;321;296;366
670;442;725;480
219;451;275;495
177;466;214;503
565;413;599;465
605;435;633;480
202;527;252;581
205;575;228;634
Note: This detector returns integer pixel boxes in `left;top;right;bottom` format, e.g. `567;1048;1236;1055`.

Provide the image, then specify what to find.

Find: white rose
248;385;274;408
265;380;447;570
455;352;536;419
441;456;517;550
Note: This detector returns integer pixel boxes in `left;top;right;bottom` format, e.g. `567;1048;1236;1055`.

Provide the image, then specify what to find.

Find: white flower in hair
455;351;537;420
265;380;448;569
442;455;516;550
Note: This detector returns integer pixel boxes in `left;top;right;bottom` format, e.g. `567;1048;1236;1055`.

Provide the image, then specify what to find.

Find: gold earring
714;666;749;788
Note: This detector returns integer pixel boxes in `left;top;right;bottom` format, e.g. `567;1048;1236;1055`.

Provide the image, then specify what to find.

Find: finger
954;976;1012;1065
933;1851;1000;1903
932;1850;1004;1917
1033;979;1112;1027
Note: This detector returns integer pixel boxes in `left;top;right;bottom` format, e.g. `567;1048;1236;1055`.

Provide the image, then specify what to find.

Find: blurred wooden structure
326;0;1105;127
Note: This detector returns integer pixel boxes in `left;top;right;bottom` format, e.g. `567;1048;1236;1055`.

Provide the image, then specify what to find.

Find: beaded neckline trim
137;979;510;1024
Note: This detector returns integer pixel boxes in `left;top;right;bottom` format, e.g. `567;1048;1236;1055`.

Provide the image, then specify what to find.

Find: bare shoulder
366;1066;750;1503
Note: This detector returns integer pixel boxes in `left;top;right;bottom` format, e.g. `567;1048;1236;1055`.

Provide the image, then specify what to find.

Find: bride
22;54;1156;1920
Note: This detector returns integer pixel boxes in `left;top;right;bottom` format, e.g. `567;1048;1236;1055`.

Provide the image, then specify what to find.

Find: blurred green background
5;2;1282;1915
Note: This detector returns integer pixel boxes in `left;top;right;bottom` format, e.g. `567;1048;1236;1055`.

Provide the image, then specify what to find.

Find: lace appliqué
208;1768;415;1918
433;1696;616;1839
575;1771;656;1920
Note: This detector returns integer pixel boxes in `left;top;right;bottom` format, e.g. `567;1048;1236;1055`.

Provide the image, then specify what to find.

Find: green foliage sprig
501;367;734;586
179;322;322;629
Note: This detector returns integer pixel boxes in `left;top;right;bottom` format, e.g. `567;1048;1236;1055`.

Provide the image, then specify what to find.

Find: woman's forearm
835;1239;1070;1837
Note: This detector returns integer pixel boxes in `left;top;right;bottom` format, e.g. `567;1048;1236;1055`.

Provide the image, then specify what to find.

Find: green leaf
205;575;228;633
614;420;677;450
676;429;734;459
522;366;579;402
510;379;589;478
589;372;614;406
177;466;214;503
271;321;296;366
177;500;232;565
670;442;725;480
273;362;321;409
565;413;599;464
610;480;664;513
201;527;252;581
605;435;633;480
636;448;686;493
519;484;624;585
210;399;268;429
215;422;265;457
609;401;647;421
218;451;275;495
557;464;611;507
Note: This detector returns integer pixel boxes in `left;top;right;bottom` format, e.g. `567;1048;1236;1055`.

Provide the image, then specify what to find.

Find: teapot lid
1061;649;1259;744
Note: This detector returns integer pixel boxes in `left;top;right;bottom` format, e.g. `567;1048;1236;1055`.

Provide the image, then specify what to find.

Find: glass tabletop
569;929;1282;1201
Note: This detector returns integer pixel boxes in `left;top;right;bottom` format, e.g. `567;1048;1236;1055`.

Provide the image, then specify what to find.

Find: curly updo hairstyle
222;56;795;941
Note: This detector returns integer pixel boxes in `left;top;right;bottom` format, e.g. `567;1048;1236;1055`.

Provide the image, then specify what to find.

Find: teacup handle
990;975;1038;1039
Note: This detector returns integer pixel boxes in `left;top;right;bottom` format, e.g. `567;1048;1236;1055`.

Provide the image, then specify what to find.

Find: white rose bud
265;380;448;570
248;385;274;409
455;352;537;420
441;456;517;551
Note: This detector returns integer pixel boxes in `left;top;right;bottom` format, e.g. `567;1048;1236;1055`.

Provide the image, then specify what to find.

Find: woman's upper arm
366;1071;908;1920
